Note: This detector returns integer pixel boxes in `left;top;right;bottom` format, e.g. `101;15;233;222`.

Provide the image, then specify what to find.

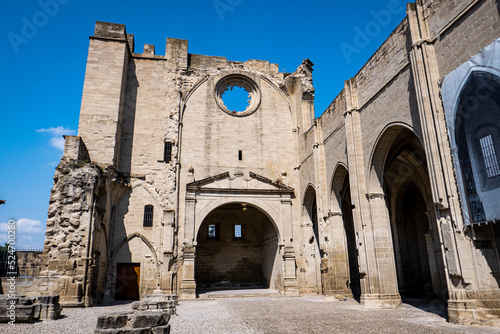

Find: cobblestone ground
1;296;499;333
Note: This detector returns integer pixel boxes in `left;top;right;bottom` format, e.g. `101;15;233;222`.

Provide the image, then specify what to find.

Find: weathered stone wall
78;25;129;166
119;55;178;208
320;91;348;188
429;0;500;78
42;163;100;278
179;65;295;181
39;136;103;304
358;66;421;168
17;251;43;277
354;20;411;109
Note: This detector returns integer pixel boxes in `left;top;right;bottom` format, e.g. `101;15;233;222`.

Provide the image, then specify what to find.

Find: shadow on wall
109;190;133;300
119;61;139;174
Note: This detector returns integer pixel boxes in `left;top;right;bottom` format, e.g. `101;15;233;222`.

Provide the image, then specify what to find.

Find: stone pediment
186;171;294;194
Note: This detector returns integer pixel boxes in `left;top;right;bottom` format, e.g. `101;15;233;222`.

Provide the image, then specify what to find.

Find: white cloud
50;137;66;151
0;218;45;234
36;126;76;136
16;218;45;234
0;218;45;249
37;126;76;151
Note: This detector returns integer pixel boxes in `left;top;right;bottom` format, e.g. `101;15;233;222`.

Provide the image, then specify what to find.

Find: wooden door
115;263;140;300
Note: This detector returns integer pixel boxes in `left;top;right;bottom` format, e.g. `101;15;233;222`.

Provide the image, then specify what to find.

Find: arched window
143;205;154;227
455;71;500;223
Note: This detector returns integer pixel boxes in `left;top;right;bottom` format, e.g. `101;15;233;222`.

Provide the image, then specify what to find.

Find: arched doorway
379;127;447;302
329;165;361;299
340;174;361;300
195;203;280;291
394;182;432;297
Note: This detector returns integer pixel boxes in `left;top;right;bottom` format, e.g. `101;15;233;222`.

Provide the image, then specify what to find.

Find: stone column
281;196;293;246
179;192;197;300
184;193;196;245
179;246;196;300
282;247;299;296
365;193;400;304
344;79;401;308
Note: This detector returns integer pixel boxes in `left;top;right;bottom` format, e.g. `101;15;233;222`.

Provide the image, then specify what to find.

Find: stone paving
1;296;499;333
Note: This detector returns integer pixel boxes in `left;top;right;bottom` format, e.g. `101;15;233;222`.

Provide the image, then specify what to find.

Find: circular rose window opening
222;85;250;113
215;74;261;117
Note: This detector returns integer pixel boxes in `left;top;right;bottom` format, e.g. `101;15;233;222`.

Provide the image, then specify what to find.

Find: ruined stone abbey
21;0;500;326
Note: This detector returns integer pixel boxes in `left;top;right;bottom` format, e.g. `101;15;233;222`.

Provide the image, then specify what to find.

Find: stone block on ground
96;312;130;329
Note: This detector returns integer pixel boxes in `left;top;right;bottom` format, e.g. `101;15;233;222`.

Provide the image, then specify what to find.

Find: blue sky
0;0;410;249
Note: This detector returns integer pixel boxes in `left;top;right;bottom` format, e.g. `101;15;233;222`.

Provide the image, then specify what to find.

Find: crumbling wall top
94;21;127;40
62;136;90;164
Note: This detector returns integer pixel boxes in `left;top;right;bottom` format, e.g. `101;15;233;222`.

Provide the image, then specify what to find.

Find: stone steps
197;289;281;299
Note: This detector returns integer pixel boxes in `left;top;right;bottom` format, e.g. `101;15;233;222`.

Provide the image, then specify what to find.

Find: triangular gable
187;171;294;193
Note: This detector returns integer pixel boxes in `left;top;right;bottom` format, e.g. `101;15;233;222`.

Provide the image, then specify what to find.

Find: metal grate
143;205;154;227
480;135;500;178
164;142;172;163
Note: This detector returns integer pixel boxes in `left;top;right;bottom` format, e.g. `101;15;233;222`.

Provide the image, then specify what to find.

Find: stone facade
36;0;500;326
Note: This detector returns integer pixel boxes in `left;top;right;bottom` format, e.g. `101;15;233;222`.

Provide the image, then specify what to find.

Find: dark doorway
394;183;432;297
115;263;140;300
341;177;361;300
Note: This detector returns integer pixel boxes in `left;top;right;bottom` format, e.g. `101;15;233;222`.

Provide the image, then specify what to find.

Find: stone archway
328;164;360;300
379;127;447;301
195;203;281;291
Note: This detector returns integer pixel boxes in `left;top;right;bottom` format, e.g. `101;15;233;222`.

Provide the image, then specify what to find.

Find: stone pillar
365;193;400;305
179;246;196;300
184;193;196;246
282;247;299;296
281;196;293;246
344;79;401;308
179;190;196;300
